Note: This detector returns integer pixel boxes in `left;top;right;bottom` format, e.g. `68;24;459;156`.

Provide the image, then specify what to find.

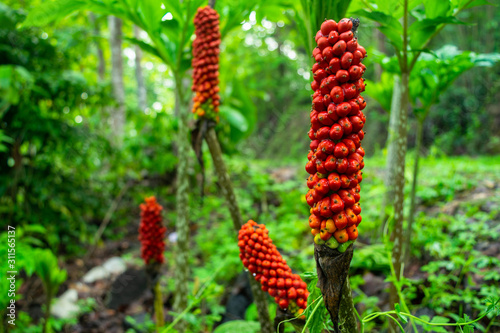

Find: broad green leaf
365;72;395;112
22;0;87;27
352;10;403;51
124;37;163;61
213;320;260;333
409;16;466;50
423;0;450;19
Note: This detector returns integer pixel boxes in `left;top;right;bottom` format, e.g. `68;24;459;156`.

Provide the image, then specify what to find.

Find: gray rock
51;289;79;319
103;257;127;275
82;266;110;283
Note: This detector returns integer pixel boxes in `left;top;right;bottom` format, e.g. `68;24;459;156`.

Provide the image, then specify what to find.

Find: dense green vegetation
0;0;499;332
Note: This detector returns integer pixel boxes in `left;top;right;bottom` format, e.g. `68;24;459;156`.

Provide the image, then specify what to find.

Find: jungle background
0;0;499;332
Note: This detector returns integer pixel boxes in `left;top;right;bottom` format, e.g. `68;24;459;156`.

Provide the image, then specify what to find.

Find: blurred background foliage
0;0;499;331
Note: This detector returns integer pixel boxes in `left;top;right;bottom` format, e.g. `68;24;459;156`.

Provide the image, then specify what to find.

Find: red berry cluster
305;19;367;246
192;6;221;121
238;220;309;314
138;196;166;265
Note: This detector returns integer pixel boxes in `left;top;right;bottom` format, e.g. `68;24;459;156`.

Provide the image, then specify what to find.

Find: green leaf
423;0;451;19
365;72;395;112
352;10;403;51
430;316;450;324
213;320;260;333
22;0;87;27
394;303;408;324
409;16;466;50
124;37;164;62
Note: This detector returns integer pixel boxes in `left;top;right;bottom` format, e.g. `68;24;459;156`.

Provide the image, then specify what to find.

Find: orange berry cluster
192;6;221;120
238;220;309;314
138;196;166;265
305;19;367;247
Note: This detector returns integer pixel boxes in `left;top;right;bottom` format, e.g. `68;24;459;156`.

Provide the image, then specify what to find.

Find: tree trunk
173;85;190;333
405;119;423;264
108;15;125;143
133;25;147;111
204;127;273;333
89;13;105;81
379;75;401;237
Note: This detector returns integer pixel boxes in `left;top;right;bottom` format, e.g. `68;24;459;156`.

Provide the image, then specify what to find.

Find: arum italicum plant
138;196;166;329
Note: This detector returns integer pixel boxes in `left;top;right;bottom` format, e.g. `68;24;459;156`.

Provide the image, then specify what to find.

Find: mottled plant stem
314;244;357;333
205;127;273;333
173;84;190;333
154;281;164;329
405;119;423;264
389;0;410;330
380;75;401;238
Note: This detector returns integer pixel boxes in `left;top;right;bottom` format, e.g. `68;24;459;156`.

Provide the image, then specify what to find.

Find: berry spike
307;18;367;250
238;220;309;316
192;6;221;121
138;196;166;265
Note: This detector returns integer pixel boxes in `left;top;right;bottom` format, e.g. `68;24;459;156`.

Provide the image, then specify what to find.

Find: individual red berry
346;39;358;52
315;178;330;196
317;37;330;50
309;214;321;229
322;46;334;61
357;45;367;57
333;212;348;230
352;49;364;65
332;40;346;56
313;69;327;82
338;117;353;135
321;19;338;35
328;30;339;45
318;112;333;126
334;142;349;158
341;52;353;69
316;126;330;140
342;83;358;100
311;80;319;91
325;155;337;172
336;102;351;117
349;65;362;80
338;18;353;33
339;30;354;42
328;173;341;191
350;116;364;132
329;123;344;140
335;70;349;83
339;189;355;207
330;86;344;104
346;225;358;240
330;193;344;213
336;158;348;173
328;57;341;73
310;139;320;151
305;160;317;174
334;228;349;243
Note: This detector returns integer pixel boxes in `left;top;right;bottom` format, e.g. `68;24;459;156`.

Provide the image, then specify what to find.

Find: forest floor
17;155;500;333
